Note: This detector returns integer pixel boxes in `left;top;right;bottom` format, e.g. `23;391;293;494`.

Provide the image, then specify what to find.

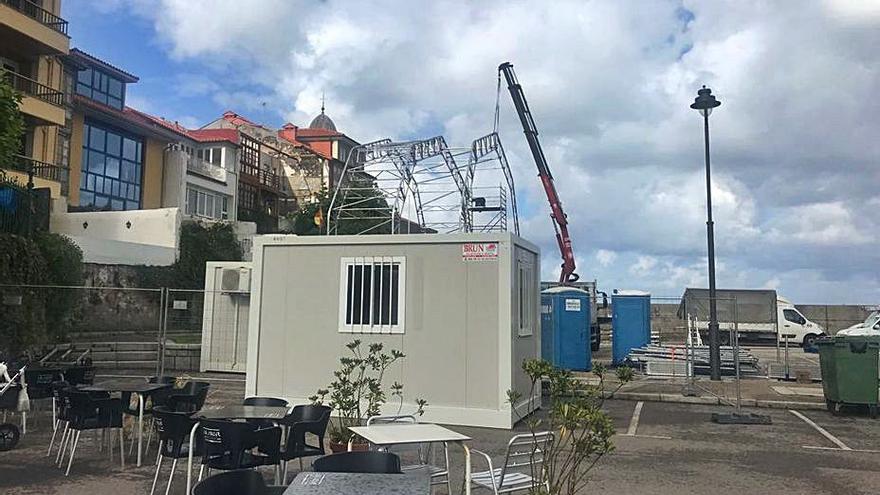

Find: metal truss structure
327;132;519;236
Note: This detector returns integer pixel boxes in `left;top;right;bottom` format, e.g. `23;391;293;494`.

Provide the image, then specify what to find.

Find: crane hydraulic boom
499;62;578;284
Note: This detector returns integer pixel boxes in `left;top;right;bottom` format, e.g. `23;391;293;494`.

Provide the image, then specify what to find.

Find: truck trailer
678;288;826;348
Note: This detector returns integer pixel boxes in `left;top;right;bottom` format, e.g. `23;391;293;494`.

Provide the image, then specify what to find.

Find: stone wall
73;263;164;334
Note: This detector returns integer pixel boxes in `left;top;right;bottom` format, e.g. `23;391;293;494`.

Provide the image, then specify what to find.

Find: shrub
34;232;85;340
0;234;49;356
508;360;633;495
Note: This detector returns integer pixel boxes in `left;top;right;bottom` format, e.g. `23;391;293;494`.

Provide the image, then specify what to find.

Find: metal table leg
137;393;145;467
186;421;200;495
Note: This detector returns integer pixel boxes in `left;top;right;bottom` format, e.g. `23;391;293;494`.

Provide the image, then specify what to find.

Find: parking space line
789;410;851;450
802;445;880;453
618;401;671;440
626;401;644;436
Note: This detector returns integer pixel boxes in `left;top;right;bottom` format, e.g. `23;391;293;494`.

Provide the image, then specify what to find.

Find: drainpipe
160;143;173;207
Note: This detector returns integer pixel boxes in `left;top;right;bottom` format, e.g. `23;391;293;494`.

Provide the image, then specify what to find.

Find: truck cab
777;297;825;348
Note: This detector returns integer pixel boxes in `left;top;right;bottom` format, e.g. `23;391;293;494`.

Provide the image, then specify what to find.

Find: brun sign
462;242;499;261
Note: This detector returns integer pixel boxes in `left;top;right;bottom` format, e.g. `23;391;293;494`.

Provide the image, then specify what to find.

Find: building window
79;121;142;210
240;135;260;177
517;259;535;337
186;186;230;220
76;68;125;109
197;147;223;166
338;257;405;334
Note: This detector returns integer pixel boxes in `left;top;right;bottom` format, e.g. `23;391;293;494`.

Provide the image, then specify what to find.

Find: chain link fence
160;288;250;376
0;284;163;373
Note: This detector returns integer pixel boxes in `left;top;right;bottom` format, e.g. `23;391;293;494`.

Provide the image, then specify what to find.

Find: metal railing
186;156;227;182
3;70;65;107
241;167;281;190
6;154;68;182
1;0;69;35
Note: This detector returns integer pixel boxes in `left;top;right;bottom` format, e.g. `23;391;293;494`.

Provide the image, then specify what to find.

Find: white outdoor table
348;423;473;495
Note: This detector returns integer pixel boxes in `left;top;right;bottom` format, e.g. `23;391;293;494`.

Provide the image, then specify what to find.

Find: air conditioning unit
220;267;251;293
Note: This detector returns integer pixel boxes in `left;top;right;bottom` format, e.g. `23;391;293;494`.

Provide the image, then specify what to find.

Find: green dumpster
816;335;880;418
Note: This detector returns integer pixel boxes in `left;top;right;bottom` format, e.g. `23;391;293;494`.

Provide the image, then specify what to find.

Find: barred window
339;257;405;334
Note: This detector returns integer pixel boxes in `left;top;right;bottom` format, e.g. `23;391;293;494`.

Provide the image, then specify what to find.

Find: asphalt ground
2;374;878;495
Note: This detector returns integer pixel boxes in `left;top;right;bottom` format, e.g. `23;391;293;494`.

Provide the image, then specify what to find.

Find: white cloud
124;0;880;302
595;249;617;267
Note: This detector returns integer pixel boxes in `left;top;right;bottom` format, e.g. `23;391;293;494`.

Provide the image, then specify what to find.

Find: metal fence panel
162;289;249;375
0;284;163;373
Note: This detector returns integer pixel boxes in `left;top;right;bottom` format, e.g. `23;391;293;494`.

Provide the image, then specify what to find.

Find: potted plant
507;359;633;494
311;340;427;452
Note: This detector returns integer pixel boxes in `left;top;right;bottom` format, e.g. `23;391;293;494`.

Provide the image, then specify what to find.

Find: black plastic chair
193;469;286;495
167;381;210;413
46;381;72;458
58;390;125;476
150;376;178;385
199;419;282;482
23;367;62;400
280;404;331;482
64;365;95;386
150;407;202;495
313;451;402;474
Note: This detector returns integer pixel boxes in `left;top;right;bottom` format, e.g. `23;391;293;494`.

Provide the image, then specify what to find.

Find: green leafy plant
0;233;48;357
133;220;242;289
311;339;427;444
288;184;393;236
508;359;633;495
0;71;24;167
33;232;84;341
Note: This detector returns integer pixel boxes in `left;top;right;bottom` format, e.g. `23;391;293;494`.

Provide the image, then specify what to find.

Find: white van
776;297;826;348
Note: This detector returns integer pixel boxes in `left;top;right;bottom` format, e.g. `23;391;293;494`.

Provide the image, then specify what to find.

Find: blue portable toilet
612;290;651;364
540;287;591;371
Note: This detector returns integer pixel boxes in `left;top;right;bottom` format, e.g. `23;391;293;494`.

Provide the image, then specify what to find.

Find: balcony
241;167;280;192
0;0;70;55
186;156;227;183
5;154;68;182
5;71;65;125
2;154;68;198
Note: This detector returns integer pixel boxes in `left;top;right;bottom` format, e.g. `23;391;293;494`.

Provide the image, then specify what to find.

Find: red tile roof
295;127;342;137
189;128;241;145
221;110;274;132
130;108;240;145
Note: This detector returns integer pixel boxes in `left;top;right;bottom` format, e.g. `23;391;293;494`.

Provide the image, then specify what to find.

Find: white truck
678;288;826;348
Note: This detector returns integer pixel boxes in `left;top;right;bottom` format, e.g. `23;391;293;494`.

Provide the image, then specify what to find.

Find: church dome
309;108;336;131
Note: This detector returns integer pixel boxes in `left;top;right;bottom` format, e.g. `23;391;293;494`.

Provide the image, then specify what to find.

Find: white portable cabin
200;261;252;373
245;232;541;429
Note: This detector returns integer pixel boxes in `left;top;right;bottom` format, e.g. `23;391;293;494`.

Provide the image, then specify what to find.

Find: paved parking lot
2;374;878;495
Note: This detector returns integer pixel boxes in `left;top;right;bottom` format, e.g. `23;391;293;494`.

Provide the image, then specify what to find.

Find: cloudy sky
65;0;879;303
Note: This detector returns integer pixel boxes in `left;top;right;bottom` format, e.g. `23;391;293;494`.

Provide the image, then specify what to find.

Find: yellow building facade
0;0;70;198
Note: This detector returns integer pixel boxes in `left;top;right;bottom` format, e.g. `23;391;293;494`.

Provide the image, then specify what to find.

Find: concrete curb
606;391;826;410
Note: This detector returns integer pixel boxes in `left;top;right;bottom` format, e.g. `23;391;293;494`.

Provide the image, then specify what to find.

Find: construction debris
625;344;761;376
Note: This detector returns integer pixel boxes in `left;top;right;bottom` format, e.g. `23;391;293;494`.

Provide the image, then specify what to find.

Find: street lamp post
691;86;722;381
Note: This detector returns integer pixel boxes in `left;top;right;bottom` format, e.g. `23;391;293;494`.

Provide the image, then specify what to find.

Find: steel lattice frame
327;132;519;236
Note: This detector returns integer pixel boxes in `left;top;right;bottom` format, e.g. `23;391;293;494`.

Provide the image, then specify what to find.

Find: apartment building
0;0;70;198
131;110;241;223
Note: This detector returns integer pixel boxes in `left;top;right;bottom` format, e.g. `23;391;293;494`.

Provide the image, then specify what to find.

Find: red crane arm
499;62;578;284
